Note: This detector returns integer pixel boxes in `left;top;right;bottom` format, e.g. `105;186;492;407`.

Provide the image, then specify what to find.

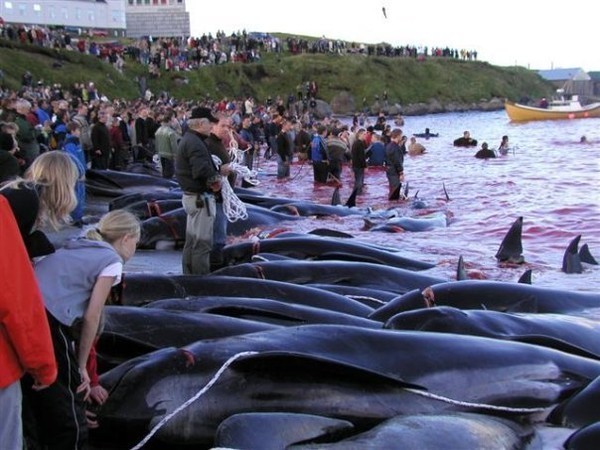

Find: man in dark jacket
90;109;111;169
351;128;368;194
276;119;293;179
385;128;406;197
175;107;220;275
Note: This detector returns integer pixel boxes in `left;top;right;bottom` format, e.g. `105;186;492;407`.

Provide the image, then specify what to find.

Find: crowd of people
0;44;516;444
1;21;478;78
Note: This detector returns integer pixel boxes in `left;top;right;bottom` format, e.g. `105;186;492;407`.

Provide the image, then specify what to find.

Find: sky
187;0;598;72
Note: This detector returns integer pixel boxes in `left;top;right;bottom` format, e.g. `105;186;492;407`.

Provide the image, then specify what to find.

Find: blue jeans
70;180;86;222
277;155;290;178
0;380;22;450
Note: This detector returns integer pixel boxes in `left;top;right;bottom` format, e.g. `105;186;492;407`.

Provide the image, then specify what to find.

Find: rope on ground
129;351;259;450
402;387;547;414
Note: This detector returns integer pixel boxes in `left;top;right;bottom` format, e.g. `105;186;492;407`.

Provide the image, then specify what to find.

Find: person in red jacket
0;195;57;450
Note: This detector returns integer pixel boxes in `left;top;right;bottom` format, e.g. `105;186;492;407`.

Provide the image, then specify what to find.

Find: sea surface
230;110;600;292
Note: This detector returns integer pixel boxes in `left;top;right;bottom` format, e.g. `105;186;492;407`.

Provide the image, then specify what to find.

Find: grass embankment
0;38;553;105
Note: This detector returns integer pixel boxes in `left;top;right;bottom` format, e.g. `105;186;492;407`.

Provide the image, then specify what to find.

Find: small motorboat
505;91;600;122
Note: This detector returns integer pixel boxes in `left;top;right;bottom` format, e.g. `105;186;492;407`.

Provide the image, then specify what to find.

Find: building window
128;0;134;4
33;3;41;11
62;7;68;19
111;10;123;23
18;3;25;15
75;8;81;19
4;2;13;9
88;10;94;21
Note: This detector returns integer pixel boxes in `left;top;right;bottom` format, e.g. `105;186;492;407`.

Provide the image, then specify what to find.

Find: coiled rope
211;150;257;223
129;351;259;450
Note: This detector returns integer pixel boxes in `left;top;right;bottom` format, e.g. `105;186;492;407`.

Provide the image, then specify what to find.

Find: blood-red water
249;110;600;291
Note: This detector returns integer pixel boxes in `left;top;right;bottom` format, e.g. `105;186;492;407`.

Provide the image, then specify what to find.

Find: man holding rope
175;107;223;275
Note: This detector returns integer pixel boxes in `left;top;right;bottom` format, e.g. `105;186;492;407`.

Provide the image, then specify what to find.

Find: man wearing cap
175;106;221;275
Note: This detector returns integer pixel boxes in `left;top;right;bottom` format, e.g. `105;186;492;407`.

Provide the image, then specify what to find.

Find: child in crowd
25;209;140;449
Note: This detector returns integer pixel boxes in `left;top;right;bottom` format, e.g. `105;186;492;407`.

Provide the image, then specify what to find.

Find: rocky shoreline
311;93;505;118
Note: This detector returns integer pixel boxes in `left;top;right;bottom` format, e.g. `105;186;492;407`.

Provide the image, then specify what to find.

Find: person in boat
539;97;549;109
453;130;478;147
580;135;590;144
498;135;510;155
413;128;438;139
474;142;496;159
408;137;427;156
394;115;405;126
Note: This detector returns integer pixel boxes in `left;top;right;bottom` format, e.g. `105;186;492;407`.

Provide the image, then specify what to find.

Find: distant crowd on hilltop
0;22;478;78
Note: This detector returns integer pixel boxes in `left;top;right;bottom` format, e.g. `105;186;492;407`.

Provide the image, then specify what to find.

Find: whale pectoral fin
512;335;600;361
505;296;538;313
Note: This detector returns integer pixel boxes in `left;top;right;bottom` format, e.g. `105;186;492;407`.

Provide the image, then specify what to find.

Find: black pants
161;156;175;179
22;313;88;450
313;161;329;183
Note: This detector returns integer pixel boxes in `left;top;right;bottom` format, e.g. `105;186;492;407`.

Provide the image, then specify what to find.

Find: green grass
0;38;554;106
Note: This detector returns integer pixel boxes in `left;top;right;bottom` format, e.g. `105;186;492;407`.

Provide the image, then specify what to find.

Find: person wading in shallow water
310;124;329;183
385;128;405;197
474;142;497;159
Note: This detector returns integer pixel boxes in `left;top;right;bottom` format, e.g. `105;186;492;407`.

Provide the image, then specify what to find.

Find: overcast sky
187;0;598;72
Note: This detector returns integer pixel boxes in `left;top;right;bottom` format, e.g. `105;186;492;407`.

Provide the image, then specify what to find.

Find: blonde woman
0;151;78;257
29;209;140;450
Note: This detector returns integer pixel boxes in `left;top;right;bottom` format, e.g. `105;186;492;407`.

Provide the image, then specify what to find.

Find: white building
125;0;189;38
0;0;126;36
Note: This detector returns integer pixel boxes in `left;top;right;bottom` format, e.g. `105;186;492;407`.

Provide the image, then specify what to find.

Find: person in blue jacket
62;121;87;225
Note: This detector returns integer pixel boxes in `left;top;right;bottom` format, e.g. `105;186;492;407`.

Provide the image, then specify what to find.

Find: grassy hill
0;37;553;109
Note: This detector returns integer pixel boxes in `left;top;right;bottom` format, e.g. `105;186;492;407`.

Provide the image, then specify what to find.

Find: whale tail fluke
579;243;598;265
495;217;524;264
443;183;451;201
562;235;583;274
345;188;358;208
331;187;341;206
456;256;468;280
389;184;402;201
517;269;533;284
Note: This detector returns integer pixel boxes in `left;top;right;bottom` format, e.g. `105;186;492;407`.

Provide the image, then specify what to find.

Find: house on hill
537;68;593;97
587;72;600;96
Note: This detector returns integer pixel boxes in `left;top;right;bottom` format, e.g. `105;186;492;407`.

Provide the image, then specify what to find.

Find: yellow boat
505;95;600;122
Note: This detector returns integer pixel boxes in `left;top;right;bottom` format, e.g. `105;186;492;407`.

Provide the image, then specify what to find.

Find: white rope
211;154;251;223
128;348;543;449
129;351;258;450
402;387;547;414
